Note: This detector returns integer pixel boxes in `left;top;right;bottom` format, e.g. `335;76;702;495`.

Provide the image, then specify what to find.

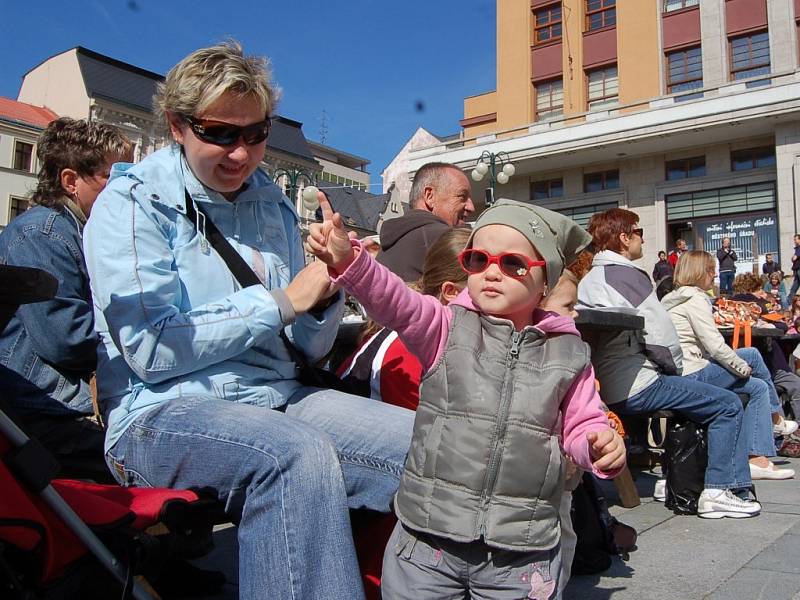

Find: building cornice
410;72;800;172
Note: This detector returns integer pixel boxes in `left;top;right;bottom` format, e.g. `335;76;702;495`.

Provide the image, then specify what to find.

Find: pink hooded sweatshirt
333;242;620;479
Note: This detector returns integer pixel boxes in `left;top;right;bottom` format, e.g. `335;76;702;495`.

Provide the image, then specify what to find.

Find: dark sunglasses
458;249;546;279
630;227;644;238
182;114;271;146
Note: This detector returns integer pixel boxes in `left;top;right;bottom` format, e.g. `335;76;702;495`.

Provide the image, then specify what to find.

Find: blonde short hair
154;40;280;135
674;250;714;288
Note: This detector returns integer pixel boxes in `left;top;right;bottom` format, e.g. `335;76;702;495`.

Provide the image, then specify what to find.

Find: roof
319;186;389;233
268;116;317;163
307;140;370;170
0;96;58;129
74;47;163;113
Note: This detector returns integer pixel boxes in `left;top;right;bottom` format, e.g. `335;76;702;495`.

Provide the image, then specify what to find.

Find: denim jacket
0;204;97;419
84;145;344;452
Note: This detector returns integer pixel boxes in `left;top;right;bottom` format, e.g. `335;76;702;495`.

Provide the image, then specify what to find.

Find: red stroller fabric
0;434;200;584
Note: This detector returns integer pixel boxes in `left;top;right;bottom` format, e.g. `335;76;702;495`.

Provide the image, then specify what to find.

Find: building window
531;178;564;200
586;0;616;31
13;141;33;172
730;147;776;171
583;169;619;193
666;156;706;180
558;201;618;228
730;31;770;81
535;79;564;120
663;0;698;12
666;47;703;93
9;196;30;221
587;66;618;110
534;3;562;45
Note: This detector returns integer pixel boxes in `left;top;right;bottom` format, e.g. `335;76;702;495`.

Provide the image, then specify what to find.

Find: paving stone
706;567;800;600
747;533;800;574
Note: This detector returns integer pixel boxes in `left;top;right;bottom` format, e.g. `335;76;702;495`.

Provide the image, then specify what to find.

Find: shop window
663;0;698;11
730;147;776;171
666;182;776;221
730;31;770;81
13;141;33;172
535;79;564;120
586;0;615;31
531;178;564;200
583;169;619;193
534;3;562;45
665;156;706;180
587;66;618;110
666;47;703;94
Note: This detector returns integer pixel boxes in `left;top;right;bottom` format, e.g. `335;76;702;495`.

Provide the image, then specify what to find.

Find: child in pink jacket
307;196;625;600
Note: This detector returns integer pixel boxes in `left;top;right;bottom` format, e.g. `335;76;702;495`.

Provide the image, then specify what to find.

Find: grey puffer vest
394;306;591;551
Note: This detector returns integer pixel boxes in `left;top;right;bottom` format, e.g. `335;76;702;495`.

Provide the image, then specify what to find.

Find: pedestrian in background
716;237;737;296
652;250;673;283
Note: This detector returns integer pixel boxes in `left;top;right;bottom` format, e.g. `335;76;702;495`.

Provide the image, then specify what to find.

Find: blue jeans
791;272;800;299
106;388;415;600
685;348;777;458
719;270;734;295
614;375;750;490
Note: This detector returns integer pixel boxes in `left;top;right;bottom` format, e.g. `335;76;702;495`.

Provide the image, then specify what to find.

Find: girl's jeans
106;387;414;600
685;348;777;458
614;374;751;490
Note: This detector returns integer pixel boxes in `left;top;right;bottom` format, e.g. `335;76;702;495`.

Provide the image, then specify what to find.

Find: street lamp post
272;167;316;218
470;150;516;207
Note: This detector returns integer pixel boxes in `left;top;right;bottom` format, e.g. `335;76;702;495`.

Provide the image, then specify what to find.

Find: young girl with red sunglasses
307;196;624;600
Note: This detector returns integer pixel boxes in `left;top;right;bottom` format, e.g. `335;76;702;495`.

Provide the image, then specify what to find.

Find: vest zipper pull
509;331;522;361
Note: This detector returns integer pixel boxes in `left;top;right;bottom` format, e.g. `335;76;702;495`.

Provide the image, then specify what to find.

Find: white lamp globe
496;172;510;185
302;185;320;211
471;169;484;182
475;162;489;176
502;163;516;177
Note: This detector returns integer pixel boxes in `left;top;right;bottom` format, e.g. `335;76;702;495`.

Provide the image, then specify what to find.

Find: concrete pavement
197;456;800;599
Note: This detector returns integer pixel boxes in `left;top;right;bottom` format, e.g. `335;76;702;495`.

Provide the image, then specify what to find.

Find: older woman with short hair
662;251;794;480
84;42;413;599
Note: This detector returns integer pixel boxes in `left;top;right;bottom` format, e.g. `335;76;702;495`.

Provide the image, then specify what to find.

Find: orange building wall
617;0;661;106
496;0;533;130
562;0;586;117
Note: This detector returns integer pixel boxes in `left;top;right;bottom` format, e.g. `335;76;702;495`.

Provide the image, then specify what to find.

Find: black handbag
183;190;363;396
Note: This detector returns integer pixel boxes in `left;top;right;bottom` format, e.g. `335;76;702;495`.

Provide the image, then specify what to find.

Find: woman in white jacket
662;251;795;480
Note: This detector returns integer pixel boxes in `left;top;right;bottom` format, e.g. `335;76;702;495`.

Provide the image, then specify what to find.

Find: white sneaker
749;461;795;480
773;418;799;437
653;478;666;502
697;489;761;519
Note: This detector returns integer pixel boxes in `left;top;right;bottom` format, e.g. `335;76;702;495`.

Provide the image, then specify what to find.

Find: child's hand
304;192;355;273
586;428;626;473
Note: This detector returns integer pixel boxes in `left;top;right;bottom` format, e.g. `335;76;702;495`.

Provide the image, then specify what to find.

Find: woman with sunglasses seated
82;41;414;600
578;209;761;519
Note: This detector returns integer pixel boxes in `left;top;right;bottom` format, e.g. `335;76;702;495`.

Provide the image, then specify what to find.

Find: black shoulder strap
184;189;261;288
183;189;311;370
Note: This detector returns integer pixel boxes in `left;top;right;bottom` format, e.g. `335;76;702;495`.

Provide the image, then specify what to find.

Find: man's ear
166;111;186;145
440;281;461;303
60;168;79;197
422;185;436;211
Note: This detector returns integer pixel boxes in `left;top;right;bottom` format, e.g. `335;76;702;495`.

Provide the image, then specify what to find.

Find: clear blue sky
0;0;497;190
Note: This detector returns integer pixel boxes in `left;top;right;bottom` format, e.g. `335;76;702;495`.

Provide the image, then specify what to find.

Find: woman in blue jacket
83;42;413;600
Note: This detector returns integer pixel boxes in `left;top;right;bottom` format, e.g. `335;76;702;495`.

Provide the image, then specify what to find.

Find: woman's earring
542;285;549;298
